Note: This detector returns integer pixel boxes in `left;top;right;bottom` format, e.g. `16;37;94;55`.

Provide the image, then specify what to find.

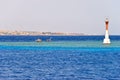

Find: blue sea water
0;36;120;80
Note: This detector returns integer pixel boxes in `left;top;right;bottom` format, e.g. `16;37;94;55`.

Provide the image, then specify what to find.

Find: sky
0;0;120;35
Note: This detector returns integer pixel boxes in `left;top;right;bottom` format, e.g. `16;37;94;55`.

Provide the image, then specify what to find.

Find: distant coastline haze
0;0;120;35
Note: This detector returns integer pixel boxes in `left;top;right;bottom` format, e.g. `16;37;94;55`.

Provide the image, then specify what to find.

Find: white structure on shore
103;18;111;44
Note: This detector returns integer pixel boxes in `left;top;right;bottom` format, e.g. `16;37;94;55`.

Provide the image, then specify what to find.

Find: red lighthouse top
105;18;109;24
105;18;109;30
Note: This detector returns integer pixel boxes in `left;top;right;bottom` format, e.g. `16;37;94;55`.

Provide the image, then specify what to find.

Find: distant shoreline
0;30;120;36
0;35;120;36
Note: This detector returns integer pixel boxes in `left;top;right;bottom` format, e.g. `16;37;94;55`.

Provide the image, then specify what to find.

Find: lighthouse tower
103;18;111;44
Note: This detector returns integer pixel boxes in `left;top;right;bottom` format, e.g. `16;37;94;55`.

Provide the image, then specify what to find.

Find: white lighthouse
103;18;111;44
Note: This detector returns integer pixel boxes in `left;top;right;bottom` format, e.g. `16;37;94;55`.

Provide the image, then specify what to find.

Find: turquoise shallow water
0;41;120;51
0;41;120;80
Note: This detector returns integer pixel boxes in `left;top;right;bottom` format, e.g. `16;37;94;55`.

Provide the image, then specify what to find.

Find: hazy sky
0;0;120;35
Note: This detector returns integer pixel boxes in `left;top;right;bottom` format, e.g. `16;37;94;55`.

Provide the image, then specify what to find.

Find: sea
0;35;120;80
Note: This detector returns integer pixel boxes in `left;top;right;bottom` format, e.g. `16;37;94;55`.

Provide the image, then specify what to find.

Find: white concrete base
103;38;111;44
103;30;111;44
